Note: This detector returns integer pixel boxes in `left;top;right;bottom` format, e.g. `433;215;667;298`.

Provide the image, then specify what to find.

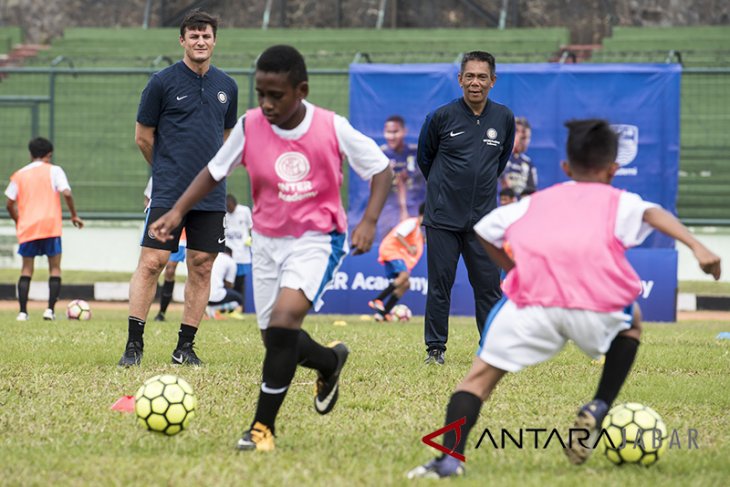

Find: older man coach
417;51;515;365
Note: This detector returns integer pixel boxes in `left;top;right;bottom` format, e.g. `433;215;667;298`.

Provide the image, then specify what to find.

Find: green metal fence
0;65;728;223
0;67;349;218
677;68;730;225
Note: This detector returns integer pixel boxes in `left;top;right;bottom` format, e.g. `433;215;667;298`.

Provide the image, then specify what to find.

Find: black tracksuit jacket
417;97;515;231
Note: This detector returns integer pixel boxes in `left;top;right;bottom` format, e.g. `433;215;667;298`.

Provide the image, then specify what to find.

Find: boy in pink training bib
408;119;721;479
148;45;392;453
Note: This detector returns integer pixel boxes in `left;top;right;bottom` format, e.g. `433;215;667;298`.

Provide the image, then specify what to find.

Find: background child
408;118;721;478
369;203;425;321
5;137;84;321
225;193;253;308
205;246;245;320
498;187;517;206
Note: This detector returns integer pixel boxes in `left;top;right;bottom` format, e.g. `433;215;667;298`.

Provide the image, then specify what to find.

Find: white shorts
251;230;348;330
478;298;634;372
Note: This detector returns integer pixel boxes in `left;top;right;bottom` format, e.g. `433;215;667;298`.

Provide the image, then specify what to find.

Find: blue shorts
18;237;62;257
169;245;186;263
236;263;252;277
384;259;408;279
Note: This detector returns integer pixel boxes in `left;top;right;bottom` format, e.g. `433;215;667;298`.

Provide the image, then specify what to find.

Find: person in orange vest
4;137;84;321
369;203;425;321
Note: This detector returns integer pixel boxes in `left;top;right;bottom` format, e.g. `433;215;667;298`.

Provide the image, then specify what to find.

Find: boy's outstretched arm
148;168;220;241
351;166;393;255
61;189;84;228
644;207;721;280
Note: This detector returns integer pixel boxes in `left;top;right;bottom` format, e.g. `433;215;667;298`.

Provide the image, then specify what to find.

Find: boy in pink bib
148;45;392;453
408;119;721;478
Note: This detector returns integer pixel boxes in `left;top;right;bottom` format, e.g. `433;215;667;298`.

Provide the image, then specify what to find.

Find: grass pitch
1;306;729;486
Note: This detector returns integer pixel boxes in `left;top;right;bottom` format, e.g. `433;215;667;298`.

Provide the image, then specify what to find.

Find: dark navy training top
417;97;514;232
137;61;238;211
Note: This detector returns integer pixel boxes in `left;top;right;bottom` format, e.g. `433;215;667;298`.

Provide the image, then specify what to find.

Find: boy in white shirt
206;247;245;320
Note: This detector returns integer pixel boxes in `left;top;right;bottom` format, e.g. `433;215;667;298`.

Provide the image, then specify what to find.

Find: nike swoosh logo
218;237;226;243
176;95;188;101
172;354;184;364
449;131;465;137
315;383;338;411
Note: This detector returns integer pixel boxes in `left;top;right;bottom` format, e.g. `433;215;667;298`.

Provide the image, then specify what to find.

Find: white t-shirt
474;188;659;248
207;99;389;183
143;177;152;199
5;161;70;200
209;252;237;302
225;204;253;265
394;218;418;238
143;177;153;210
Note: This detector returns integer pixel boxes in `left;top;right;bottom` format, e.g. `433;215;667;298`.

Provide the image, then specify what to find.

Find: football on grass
135;375;196;436
601;402;668;466
391;304;413;322
66;299;92;320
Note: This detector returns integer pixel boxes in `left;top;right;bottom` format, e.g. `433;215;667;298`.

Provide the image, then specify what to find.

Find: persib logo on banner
611;124;639;176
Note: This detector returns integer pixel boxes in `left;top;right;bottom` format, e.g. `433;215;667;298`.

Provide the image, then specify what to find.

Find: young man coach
117;10;238;367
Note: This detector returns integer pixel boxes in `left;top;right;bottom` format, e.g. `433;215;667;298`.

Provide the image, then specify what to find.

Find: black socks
17;276;30;314
376;283;396;301
594;335;640;405
442;391;483;457
253;327;300;433
48;276;61;311
296;329;337;376
128;316;146;345
383;295;400;314
159;280;175;314
177;323;198;349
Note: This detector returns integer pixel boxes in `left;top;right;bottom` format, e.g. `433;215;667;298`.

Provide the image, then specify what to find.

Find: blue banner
343;63;681;322
298;247;677;322
626;248;678;322
348;63;681;248
241;250;678;322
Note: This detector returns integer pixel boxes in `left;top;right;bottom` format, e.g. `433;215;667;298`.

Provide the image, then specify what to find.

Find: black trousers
424;226;502;352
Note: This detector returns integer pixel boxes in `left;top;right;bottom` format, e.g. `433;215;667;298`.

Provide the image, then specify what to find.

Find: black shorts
141;208;226;254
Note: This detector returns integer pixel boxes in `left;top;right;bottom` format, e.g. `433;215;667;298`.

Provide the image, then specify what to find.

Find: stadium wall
2;0;728;44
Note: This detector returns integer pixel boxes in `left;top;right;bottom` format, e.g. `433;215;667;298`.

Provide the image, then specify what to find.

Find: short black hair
256;45;308;87
28;137;53;159
226;193;238;205
564;119;618;171
520;188;536;197
499;187;516;198
224;246;234;255
460;51;496;77
386;115;405;127
180;10;218;38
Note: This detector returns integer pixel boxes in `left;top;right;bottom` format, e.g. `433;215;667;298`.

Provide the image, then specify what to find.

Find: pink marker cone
111;395;135;413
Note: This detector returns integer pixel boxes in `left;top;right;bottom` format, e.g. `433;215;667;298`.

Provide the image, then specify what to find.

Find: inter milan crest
275;152;310;182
